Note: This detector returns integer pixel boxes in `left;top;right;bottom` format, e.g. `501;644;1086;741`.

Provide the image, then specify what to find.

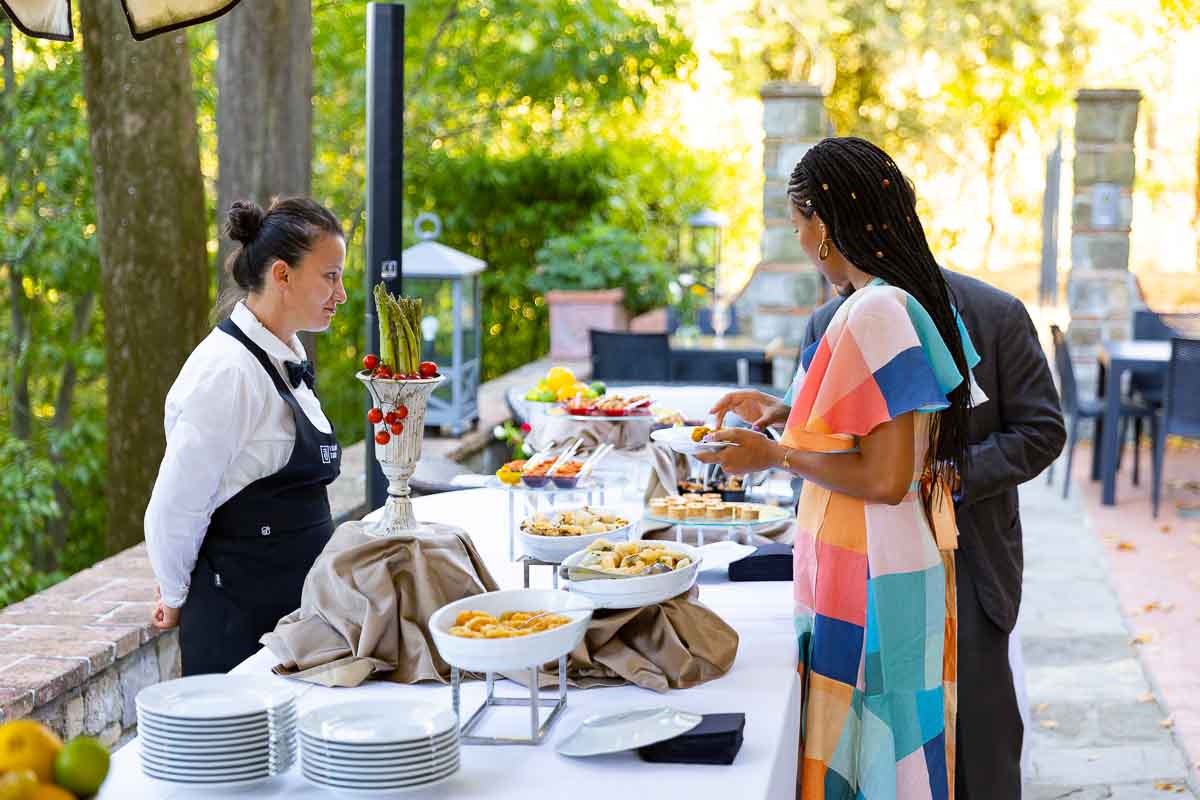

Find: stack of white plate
136;674;297;789
300;701;460;796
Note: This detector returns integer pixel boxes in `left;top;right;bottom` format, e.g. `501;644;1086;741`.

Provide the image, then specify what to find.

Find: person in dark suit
716;266;1064;796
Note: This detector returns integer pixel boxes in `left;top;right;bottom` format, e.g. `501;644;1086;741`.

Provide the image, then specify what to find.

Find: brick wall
0;544;179;744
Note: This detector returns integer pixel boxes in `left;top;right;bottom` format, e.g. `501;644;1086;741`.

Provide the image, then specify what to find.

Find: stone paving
1021;464;1197;797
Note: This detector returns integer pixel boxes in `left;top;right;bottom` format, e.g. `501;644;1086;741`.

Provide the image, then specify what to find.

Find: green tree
0;16;107;597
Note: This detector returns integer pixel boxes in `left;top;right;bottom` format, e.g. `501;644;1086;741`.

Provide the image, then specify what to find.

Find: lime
52;737;109;797
589;381;607;396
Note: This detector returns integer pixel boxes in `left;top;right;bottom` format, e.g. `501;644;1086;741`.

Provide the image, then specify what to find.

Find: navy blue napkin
728;543;792;582
637;713;745;765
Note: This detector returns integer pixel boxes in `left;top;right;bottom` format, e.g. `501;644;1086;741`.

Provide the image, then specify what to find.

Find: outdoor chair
1151;337;1200;517
1047;325;1158;498
589;330;672;382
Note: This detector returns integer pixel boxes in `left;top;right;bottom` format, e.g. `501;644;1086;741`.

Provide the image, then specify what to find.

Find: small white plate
556;706;703;757
300;701;457;745
137;675;296;719
137;704;295;727
147;773;279;791
650;426;737;456
301;735;457;759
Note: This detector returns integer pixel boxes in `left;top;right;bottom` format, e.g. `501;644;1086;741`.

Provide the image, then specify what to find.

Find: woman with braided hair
700;136;986;797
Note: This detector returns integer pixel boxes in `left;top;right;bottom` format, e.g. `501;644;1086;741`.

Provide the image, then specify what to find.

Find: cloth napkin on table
727;543;793;581
261;519;499;688
638;713;746;765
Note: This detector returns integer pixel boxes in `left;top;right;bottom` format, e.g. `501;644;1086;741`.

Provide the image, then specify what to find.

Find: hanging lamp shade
1;0;244;42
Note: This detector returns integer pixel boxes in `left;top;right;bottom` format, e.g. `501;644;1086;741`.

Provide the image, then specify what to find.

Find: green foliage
0;26;108;607
530;221;671;317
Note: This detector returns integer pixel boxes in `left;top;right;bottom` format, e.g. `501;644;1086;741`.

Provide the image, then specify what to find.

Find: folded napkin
638;713;746;765
727;543;793;581
261;520;499;687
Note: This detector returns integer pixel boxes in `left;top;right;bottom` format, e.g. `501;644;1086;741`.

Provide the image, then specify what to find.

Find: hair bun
226;200;265;245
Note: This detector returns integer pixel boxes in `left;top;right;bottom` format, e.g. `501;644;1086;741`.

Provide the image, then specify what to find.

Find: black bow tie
285;360;315;390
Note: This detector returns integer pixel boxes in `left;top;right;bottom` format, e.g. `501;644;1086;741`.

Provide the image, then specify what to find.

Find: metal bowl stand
450;658;568;746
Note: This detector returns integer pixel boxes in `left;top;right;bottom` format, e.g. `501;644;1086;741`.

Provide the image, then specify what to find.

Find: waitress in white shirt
144;197;346;675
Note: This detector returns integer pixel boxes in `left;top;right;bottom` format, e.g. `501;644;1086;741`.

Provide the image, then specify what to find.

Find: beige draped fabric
1;0;242;41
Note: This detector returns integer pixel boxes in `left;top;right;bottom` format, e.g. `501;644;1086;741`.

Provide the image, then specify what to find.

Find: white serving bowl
429;589;594;673
560;541;702;610
518;507;637;563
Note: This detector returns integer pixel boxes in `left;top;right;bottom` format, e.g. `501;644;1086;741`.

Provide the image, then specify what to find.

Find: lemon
53;736;109;797
29;786;75;800
495;469;522;486
556;382;591;403
0;721;63;783
545;367;576;393
0;770;38;800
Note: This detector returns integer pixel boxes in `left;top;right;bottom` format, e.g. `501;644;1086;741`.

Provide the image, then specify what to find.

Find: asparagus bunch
373;283;423;376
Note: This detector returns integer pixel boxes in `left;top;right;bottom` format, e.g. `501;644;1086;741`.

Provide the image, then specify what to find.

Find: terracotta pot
629;307;668;333
545;289;628;359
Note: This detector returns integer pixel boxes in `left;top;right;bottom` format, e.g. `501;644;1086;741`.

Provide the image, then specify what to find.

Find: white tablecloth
100;488;799;799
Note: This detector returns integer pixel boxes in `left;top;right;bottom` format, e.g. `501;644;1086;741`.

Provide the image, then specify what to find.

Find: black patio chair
1048;325;1158;499
589;330;672;382
1151;337;1200;517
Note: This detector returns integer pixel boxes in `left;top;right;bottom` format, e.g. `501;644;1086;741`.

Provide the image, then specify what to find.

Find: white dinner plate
141;761;277;781
137;716;295;738
302;769;459;798
556;706;703;757
139;748;282;769
300;701;457;745
139;729;277;748
137;704;296;727
301;738;457;762
302;759;459;789
303;746;459;778
137;675;296;719
146;773;279;791
140;741;296;762
300;728;456;752
650;426;738;456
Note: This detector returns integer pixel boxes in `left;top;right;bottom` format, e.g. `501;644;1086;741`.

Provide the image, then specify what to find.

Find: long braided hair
787;136;971;488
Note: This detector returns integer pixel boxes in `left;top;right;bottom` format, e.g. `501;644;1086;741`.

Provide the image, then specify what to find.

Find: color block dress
782;279;982;799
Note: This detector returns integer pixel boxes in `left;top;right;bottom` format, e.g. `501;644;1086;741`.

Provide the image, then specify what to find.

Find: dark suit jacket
801;269;1065;633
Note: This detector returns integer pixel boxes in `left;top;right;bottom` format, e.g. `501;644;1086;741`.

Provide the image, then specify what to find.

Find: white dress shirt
144;302;333;608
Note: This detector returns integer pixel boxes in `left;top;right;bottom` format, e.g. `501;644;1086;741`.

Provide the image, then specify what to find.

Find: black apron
179;319;340;675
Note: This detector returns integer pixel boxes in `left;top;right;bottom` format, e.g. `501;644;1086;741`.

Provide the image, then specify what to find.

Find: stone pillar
736;82;829;386
1066;89;1141;397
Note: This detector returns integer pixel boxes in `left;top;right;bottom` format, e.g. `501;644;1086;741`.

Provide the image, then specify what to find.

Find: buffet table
100;487;799;799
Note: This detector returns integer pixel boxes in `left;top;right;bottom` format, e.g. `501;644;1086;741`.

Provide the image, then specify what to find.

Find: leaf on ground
1138;692;1155;703
1038;719;1058;729
1154;782;1184;793
1035;703;1049;713
1141;601;1175;614
1160;717;1175;729
1160;524;1172;534
1117;541;1137;551
1131;632;1155;645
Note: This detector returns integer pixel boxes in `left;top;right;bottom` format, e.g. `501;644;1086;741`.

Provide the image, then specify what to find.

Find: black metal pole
365;2;405;511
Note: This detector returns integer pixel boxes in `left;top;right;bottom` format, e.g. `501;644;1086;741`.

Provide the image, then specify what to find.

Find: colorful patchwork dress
782;278;982;799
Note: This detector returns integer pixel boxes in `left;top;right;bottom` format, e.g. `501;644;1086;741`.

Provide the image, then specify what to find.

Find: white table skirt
100;488;800;799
